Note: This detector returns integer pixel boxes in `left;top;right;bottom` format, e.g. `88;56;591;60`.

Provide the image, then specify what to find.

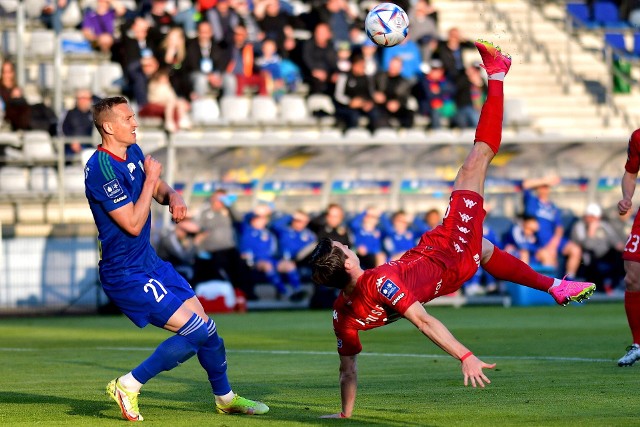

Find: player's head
310;237;355;289
521;213;539;235
93;96;137;144
325;203;345;228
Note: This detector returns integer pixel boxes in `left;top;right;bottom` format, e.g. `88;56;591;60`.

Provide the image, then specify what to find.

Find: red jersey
333;190;486;356
623;129;640;262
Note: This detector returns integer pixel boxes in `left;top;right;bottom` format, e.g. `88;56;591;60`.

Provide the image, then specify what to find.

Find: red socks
625;291;640;344
474;80;504;155
483;246;554;292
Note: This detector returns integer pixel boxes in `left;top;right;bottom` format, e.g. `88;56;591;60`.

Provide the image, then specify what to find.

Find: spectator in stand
61;89;96;159
272;209;317;286
41;0;69;34
409;0;439;62
231;0;261;43
309;203;352;246
195;189;258;300
185;20;231;98
256;39;286;100
223;24;268;96
334;52;382;132
254;0;296;56
302;22;338;96
159;26;192;100
361;38;379;77
206;0;240;45
120;17;158;106
571;203;625;292
314;0;356;48
144;0;176;47
454;62;486;129
416;59;456;129
434;27;476;80
381;35;423;82
522;176;583;279
3;87;31;131
503;213;541;266
413;207;443;234
463;222;501;296
239;207;306;301
155;218;201;281
139;66;191;132
0;60;17;106
374;56;415;129
82;0;128;54
349;206;386;269
382;210;417;261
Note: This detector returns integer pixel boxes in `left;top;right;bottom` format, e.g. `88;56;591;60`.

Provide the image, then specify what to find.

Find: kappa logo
458;236;468;244
102;179;123;198
375;276;387;289
453;242;463;253
333;310;338;321
459;212;472;223
473;253;480;266
463;198;477;209
457;225;470;234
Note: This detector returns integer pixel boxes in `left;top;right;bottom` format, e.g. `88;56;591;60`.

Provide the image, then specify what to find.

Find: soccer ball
364;3;409;47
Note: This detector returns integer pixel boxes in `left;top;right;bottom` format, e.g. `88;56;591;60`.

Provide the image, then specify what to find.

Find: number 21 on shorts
626;234;640;253
144;279;168;302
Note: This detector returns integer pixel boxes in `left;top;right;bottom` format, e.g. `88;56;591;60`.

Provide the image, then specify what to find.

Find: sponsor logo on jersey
458;236;468;244
379;279;400;300
453;242;463;253
463;198;477;208
473;253;480;266
459;212;472;223
333;310;338;321
113;195;128;204
457;225;470;234
391;292;405;306
103;179;123;198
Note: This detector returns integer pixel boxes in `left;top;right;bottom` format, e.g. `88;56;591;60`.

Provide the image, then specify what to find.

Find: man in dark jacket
374;56;415;128
184;21;231;98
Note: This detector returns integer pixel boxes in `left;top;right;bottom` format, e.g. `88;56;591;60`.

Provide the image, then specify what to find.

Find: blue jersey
271;216;317;260
503;223;540;255
349;212;383;254
239;225;278;262
523;189;562;245
383;230;416;256
84;145;161;281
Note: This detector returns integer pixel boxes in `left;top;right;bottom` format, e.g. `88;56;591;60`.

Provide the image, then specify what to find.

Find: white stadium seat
250;96;279;124
28;30;56;58
279;94;314;125
94;62;124;95
64;64;94;92
220;96;251;125
22;131;56;161
30;166;58;192
63;166;85;193
191;98;222;126
0;167;29;193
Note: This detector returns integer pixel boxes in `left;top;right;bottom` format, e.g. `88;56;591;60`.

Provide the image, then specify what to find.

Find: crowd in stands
1;0;492;134
153;179;633;306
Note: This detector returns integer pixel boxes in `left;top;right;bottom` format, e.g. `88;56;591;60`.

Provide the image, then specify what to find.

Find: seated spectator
349;206;386;269
453;62;485;129
254;0;296;56
381;34;423;82
231;0;261;43
522;176;583;279
302;22;338;96
256;39;286;100
334;53;382;132
120;17;158;106
503;213;541;266
382;210;417;261
155;218;201;281
240;208;306;301
361;38;379;76
185;20;231;98
571;203;625;292
206;0;240;45
409;0;439;61
144;0;176;47
416;59;456;129
159;26;192;99
4;87;31;131
311;0;355;48
374;56;415;129
41;0;71;34
0;60;17;106
139;66;191;132
61;89;97;159
223;24;268;96
309;203;352;246
82;0;128;54
434;27;475;80
413;207;442;234
272;209;317;284
194;189;258;300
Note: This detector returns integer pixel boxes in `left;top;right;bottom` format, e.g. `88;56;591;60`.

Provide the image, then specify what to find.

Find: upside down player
85;97;268;421
309;41;596;418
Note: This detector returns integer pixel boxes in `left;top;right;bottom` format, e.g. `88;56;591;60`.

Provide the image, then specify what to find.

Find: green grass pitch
0;303;638;426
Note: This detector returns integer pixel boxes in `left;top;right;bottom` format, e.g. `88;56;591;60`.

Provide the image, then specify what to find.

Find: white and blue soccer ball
364;3;409;47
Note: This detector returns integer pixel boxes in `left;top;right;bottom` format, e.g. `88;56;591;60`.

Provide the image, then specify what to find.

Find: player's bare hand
320;413;348;419
168;191;187;223
461;355;496;388
618;198;633;215
144;155;162;182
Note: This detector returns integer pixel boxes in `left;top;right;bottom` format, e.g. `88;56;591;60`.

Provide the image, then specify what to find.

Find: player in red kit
617;128;640;366
309;40;596;418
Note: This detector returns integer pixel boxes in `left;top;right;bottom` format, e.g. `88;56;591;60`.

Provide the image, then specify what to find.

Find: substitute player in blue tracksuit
84;97;267;421
349;207;387;269
381;210;417;261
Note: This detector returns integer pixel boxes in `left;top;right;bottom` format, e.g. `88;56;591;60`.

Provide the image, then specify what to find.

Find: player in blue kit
84;97;268;421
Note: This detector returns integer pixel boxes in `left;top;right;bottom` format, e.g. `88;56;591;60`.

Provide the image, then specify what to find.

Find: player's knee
624;273;640;291
179;314;210;348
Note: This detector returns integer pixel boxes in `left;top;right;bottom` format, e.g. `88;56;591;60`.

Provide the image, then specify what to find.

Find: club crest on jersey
103;179;123;198
379;279;400;300
127;162;136;173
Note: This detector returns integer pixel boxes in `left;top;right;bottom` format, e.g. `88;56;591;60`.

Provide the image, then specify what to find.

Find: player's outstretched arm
404;302;496;388
153;180;188;223
619;171;638;215
321;354;358;418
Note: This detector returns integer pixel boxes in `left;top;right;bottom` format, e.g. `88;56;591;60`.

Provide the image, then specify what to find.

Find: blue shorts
101;260;196;328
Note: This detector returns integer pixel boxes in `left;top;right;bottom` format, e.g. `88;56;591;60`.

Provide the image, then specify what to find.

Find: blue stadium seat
566;3;597;29
594;1;629;28
604;32;631;59
633;32;640;57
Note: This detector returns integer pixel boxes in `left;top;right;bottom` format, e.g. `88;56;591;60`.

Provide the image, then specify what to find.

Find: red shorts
413;190;485;292
623;212;640;262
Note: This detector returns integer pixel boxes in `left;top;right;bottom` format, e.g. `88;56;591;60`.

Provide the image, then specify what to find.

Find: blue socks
197;318;232;396
131;313;208;384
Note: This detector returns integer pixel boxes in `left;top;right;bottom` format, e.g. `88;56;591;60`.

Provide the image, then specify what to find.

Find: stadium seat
220;96;252;125
191;97;222;126
250;95;279;125
604;32;630;59
24;0;46;20
63;165;85;193
95;62;124;95
64;64;94;92
504;98;532;130
306;94;336;127
1;30;17;56
136;130;166;153
0;132;21;147
594;1;628;28
38;63;55;90
22;131;56;161
566;2;596;28
0;0;19;14
372;127;398;142
30;166;58;192
633;32;640;57
0;166;29;193
279;94;315;125
28;30;56;58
